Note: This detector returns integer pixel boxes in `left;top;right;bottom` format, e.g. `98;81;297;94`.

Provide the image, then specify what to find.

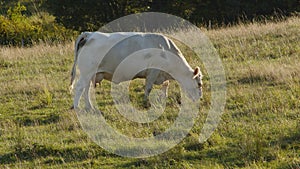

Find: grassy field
0;17;299;168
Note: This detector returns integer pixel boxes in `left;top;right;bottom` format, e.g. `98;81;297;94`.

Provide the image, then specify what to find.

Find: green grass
1;17;300;168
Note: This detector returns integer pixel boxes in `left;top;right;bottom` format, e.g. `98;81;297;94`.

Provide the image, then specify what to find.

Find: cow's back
97;33;175;74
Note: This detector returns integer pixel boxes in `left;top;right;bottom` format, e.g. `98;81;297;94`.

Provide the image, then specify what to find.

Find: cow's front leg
144;70;160;108
144;80;153;108
161;80;169;98
94;72;104;87
159;80;170;102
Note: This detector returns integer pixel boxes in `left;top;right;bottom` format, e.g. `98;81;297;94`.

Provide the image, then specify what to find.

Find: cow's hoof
70;105;74;110
143;101;151;108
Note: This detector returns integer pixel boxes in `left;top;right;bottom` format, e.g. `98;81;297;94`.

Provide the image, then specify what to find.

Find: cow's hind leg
73;77;86;109
82;82;93;110
74;75;93;110
82;73;104;110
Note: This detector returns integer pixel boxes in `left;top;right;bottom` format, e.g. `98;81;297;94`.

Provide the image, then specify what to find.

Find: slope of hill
0;17;299;168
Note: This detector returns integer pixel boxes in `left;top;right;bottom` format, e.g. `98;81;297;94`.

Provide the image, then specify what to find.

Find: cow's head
184;66;203;101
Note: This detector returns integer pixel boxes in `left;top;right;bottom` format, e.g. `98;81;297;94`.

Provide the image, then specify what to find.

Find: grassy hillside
0;17;299;168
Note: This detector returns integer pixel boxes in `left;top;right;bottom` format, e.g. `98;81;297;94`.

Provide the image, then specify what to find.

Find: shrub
0;3;75;46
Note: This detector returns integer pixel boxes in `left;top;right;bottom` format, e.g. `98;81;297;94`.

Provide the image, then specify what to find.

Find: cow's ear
193;67;201;79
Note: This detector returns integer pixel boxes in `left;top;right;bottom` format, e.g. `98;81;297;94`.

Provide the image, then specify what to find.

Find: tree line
0;0;299;46
43;0;300;31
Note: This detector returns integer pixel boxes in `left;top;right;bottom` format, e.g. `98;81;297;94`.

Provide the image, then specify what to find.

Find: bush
0;3;75;46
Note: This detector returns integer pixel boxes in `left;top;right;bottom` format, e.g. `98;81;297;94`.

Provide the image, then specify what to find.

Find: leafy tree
43;0;150;31
43;0;299;31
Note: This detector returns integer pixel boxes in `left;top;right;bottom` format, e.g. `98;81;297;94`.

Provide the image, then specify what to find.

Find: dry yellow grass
207;16;300;39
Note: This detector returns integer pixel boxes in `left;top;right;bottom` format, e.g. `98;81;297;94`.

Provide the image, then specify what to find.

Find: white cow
70;32;203;109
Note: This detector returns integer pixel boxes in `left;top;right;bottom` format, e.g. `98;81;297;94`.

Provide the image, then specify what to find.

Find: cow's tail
70;32;90;92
